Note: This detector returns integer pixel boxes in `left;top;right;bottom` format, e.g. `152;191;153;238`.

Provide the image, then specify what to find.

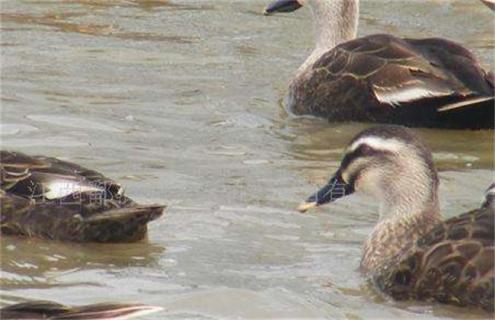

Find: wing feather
374;208;494;311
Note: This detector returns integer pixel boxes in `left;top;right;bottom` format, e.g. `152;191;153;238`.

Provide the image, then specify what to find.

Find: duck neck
378;179;440;222
299;0;359;72
361;168;442;273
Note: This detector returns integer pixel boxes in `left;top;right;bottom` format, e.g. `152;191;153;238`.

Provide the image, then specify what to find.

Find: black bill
298;172;355;212
264;0;302;15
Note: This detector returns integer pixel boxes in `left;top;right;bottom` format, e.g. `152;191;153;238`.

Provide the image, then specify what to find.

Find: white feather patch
373;85;444;106
485;184;495;196
348;136;404;153
43;180;102;200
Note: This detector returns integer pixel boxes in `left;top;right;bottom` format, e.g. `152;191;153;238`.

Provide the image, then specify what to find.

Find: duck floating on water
298;125;494;311
0;300;163;319
0;151;165;242
264;0;495;129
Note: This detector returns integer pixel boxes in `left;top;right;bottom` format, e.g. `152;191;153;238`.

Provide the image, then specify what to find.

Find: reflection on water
1;237;164;286
0;11;197;43
1;0;494;319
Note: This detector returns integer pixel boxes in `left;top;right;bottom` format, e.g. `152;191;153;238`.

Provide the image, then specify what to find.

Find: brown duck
0;151;165;242
298;125;494;311
264;0;494;129
0;300;163;319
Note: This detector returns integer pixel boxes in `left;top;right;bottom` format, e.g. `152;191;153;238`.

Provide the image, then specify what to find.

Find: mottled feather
374;208;494;312
290;34;494;128
0;151;165;242
0;301;163;319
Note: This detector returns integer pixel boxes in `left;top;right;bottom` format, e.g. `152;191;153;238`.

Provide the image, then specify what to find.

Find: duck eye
359;144;375;156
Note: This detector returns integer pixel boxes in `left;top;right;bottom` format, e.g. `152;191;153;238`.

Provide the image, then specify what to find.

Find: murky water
1;0;494;319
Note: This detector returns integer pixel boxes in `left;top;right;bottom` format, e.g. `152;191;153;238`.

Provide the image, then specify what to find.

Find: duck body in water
298;125;494;312
0;151;165;242
264;0;494;129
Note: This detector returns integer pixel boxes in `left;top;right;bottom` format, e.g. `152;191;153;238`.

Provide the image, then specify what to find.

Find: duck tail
86;204;165;224
83;204;166;242
437;95;494;113
0;301;164;319
436;95;494;129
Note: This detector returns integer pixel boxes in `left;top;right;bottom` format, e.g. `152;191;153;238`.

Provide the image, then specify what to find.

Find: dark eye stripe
340;144;393;184
341;144;380;170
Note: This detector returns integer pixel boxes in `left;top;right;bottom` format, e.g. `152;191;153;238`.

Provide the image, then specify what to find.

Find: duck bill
264;0;302;15
298;173;354;212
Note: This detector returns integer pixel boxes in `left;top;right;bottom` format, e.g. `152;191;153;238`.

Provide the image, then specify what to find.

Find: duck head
481;183;495;209
298;125;440;220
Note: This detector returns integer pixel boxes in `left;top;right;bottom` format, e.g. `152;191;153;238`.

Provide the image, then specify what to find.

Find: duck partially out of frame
0;300;163;320
0;151;165;242
264;0;495;129
298;125;494;312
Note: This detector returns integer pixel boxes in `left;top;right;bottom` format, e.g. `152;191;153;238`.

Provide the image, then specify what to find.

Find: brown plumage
298;125;494;312
292;35;494;128
375;208;494;312
265;0;494;129
0;300;163;319
0;151;165;242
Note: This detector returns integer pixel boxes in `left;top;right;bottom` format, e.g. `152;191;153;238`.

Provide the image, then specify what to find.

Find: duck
482;183;495;209
0;300;163;319
480;0;495;10
0;151;165;242
263;0;495;129
297;125;494;311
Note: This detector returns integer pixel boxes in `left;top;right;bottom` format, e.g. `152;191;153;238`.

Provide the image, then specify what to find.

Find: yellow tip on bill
297;201;317;213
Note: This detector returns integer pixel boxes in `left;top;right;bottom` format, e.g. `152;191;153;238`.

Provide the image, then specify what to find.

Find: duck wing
374;207;494;312
295;34;493;128
0;151;165;242
0;300;163;319
1;151;126;204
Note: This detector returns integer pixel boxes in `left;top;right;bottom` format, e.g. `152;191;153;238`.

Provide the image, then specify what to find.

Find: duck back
373;207;494;312
0;151;164;242
289;34;494;129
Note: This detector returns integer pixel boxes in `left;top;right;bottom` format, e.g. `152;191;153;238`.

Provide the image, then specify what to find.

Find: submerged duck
297;125;494;311
0;300;163;319
0;151;165;242
264;0;495;129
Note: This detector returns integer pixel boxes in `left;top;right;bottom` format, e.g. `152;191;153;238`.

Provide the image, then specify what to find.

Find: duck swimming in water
264;0;495;129
0;151;165;242
297;125;494;311
0;300;163;319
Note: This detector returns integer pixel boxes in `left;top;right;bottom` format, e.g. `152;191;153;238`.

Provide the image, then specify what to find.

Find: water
1;0;494;319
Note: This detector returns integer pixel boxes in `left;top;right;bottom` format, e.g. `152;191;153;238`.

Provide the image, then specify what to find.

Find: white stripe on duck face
347;136;405;154
485;183;495;195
